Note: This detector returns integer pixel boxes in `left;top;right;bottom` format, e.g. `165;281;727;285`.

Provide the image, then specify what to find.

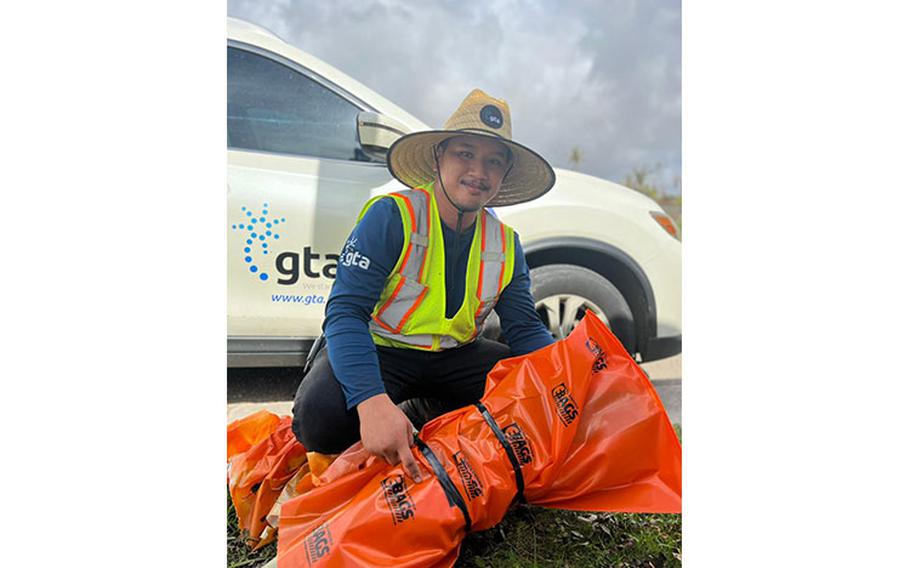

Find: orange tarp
261;312;681;567
228;412;308;549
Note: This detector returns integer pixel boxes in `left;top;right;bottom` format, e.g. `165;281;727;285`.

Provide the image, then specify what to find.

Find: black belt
413;403;526;533
414;437;471;532
474;402;525;502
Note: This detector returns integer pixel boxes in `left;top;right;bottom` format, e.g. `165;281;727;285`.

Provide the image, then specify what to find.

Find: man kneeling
292;89;556;482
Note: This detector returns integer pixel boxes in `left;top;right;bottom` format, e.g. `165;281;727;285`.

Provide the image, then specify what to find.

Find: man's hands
357;393;423;483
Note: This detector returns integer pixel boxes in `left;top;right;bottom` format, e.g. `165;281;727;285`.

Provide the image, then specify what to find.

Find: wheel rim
535;294;609;340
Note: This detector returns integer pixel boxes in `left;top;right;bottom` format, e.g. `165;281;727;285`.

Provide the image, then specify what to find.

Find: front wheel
529;264;636;354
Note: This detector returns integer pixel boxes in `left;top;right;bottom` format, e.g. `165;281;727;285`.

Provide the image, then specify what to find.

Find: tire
530;264;636;354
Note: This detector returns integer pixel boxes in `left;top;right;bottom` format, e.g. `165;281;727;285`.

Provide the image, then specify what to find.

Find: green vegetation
456;507;680;567
568;146;584;170
227;497;680;568
227;490;277;568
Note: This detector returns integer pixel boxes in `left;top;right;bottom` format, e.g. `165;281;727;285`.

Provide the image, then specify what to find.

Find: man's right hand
356;393;423;483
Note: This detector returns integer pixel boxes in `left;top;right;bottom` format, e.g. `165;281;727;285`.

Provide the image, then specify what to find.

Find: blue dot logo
234;204;289;285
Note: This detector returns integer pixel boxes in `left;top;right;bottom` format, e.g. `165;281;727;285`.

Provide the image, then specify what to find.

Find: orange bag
228;409;282;458
228;412;309;549
272;312;681;567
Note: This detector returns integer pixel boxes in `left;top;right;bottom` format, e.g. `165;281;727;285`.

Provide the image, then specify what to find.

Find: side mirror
356;111;409;163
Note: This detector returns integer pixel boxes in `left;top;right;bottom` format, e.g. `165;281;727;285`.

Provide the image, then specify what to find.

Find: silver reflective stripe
369;323;463;350
376;277;426;332
374;189;431;335
479;212;506;302
369;321;435;348
481;251;506;262
399;190;429;282
474;212;507;331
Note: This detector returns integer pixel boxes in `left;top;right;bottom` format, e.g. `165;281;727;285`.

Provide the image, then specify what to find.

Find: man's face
434;135;512;212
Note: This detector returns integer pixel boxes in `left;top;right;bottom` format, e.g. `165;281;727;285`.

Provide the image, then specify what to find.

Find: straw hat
387;89;556;207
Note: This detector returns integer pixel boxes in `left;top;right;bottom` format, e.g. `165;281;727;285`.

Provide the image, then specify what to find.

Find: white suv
227;17;681;367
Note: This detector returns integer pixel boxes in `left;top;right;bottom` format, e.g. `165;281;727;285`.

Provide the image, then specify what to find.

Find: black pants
291;339;510;454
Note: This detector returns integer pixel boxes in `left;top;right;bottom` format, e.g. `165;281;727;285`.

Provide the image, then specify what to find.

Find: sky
227;0;681;195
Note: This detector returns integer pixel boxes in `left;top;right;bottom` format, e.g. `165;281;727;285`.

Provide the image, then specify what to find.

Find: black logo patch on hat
480;105;504;129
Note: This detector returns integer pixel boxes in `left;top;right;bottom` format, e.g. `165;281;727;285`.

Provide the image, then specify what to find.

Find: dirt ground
641;353;681;381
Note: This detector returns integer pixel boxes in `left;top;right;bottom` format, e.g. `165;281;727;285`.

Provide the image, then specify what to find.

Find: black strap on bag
474;402;526;502
414;437;471;532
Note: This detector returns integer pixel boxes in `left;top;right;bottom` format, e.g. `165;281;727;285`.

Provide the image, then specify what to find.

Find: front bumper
642;334;681;362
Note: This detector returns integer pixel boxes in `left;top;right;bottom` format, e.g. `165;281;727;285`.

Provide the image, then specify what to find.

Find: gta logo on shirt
340;237;371;270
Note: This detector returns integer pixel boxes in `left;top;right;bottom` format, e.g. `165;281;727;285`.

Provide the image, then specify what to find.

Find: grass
456;507;680;568
227;498;679;568
227;491;277;568
227;425;682;567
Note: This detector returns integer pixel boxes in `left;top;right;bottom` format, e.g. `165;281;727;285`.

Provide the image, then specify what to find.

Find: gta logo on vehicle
230;202;286;282
585;338;608;372
551;383;579;427
304;522;333;564
380;474;416;525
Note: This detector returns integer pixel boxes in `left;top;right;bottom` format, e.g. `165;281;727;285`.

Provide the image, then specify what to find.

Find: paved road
228;353;681;425
651;378;681;425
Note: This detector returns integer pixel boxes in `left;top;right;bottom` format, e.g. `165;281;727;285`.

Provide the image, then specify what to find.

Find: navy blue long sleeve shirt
323;197;554;409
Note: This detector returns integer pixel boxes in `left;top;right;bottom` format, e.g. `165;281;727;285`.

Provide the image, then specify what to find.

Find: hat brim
386;129;556;207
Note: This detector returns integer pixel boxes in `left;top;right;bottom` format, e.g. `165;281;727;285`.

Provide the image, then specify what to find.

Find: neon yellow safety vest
357;183;516;351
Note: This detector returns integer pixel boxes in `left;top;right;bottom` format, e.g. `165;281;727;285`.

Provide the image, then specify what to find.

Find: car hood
502;167;664;215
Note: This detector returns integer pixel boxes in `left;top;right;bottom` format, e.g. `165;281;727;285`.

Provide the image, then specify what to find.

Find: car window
227;47;372;161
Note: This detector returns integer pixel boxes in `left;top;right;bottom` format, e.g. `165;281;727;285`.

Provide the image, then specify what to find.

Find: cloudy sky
227;0;680;194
